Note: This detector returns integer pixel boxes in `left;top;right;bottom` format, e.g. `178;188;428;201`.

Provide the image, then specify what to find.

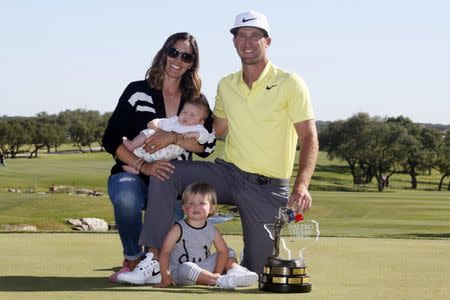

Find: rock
55;186;72;194
3;224;37;231
89;191;103;197
74;188;92;195
73;188;103;197
66;218;108;231
81;218;108;231
66;218;83;227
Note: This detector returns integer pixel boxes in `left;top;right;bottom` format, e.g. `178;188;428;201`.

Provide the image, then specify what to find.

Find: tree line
319;113;450;191
0;110;111;158
1;110;449;191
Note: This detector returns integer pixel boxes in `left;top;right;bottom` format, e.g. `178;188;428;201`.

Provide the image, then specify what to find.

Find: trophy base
259;257;312;293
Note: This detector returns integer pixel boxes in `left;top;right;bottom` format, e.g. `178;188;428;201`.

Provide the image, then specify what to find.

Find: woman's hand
143;129;173;153
140;160;175;180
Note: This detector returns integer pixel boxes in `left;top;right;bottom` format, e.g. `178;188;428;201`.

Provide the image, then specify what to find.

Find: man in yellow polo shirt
214;55;314;180
136;10;318;282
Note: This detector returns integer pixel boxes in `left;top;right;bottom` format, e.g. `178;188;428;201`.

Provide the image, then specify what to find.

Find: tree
51;116;69;152
321;113;373;185
0;110;107;158
358;121;407;191
94;112;111;151
0;119;8;155
436;130;450;191
320;113;418;191
27;117;45;158
24;113;69;158
0;118;31;158
386;116;441;189
66;109;102;152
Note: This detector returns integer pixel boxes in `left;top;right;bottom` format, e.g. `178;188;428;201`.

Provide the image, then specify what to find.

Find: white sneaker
216;275;237;290
116;253;161;285
226;266;259;287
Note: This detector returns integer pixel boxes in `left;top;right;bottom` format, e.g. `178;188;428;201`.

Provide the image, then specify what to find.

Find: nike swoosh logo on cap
242;17;256;23
152;270;160;276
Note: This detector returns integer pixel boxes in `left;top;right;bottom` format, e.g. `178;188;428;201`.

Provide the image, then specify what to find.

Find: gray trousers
139;158;290;274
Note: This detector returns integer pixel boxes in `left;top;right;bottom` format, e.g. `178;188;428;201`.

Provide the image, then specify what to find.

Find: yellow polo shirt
214;61;314;179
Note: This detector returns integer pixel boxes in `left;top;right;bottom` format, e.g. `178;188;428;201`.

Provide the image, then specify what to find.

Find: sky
1;0;449;124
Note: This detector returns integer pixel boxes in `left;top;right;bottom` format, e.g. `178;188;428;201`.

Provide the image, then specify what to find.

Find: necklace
163;88;180;99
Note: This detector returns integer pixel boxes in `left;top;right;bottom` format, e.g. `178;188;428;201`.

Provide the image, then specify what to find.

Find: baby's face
178;104;205;126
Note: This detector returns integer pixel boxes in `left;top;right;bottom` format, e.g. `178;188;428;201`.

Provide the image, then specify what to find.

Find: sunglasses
166;47;195;64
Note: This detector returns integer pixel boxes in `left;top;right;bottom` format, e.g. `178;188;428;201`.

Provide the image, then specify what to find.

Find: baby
122;98;213;174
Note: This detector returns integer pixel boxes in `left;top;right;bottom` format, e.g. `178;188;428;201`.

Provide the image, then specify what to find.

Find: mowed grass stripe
0;234;449;300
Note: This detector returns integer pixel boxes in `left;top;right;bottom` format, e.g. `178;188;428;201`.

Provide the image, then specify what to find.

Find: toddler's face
182;193;212;221
178;104;205;126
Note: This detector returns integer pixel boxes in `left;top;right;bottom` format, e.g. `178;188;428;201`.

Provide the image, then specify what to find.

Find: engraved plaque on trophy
259;207;320;293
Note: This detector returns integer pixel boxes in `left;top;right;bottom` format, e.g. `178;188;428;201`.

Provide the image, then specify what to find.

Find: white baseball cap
230;11;270;37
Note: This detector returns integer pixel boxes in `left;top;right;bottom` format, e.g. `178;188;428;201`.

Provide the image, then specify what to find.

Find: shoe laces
215;275;237;290
135;257;158;275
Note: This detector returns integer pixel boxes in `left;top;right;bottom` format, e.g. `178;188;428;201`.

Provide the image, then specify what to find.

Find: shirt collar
238;60;274;88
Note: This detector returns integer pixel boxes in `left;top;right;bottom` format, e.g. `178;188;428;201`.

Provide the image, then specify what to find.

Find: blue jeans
108;172;184;261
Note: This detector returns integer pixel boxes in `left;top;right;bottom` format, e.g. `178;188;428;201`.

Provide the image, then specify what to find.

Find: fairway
0;234;449;300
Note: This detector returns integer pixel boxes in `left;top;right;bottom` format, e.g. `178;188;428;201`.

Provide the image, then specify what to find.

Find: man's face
233;27;271;65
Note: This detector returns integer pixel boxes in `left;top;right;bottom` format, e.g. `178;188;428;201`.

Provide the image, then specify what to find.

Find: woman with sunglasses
102;32;215;283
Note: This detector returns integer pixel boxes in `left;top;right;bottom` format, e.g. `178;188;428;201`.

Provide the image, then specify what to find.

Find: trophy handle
264;223;282;257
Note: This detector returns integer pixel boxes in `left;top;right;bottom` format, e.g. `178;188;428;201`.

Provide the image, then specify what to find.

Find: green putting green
1;234;449;299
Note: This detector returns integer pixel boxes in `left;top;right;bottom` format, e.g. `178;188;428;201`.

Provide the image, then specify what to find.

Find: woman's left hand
143;129;173;153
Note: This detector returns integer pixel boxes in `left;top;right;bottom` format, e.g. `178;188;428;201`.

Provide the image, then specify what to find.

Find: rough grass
0;152;110;192
2;190;449;240
0;192;112;230
1;142;447;192
1;147;449;236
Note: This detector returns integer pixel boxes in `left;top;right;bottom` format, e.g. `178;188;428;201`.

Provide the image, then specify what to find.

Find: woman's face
164;39;194;80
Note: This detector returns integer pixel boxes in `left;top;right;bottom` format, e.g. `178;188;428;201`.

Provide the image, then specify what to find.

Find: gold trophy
259;207;319;293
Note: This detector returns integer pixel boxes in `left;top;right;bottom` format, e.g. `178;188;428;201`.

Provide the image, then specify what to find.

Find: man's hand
287;185;312;213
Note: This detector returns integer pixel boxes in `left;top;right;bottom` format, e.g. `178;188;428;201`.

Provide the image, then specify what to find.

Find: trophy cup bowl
260;256;311;293
259;208;319;293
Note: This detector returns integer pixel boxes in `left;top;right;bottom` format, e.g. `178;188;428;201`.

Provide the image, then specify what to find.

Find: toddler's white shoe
226;265;259;287
216;274;237;290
